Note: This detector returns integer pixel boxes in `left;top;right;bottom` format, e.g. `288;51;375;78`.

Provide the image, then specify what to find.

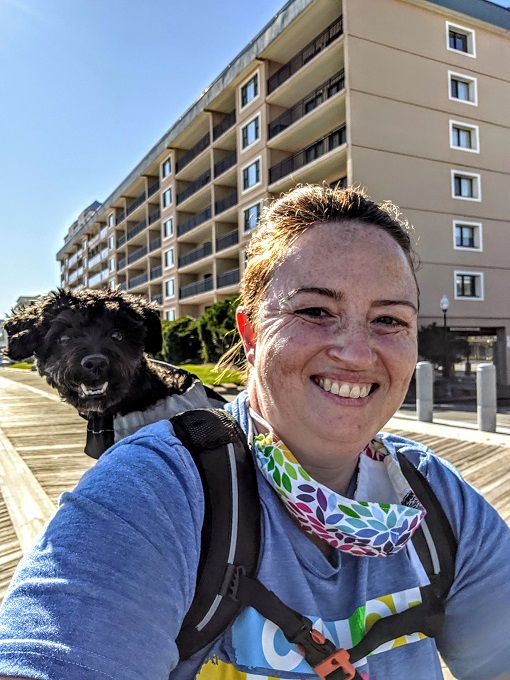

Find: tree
161;316;202;364
197;296;239;363
417;323;471;372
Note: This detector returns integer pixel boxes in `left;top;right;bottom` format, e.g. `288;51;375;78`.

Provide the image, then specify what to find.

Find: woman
0;185;509;679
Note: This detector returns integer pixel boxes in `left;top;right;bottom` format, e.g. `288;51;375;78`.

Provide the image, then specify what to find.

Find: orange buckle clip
313;646;356;680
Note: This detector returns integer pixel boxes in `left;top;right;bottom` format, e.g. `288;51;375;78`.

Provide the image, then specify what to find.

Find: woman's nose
325;323;375;367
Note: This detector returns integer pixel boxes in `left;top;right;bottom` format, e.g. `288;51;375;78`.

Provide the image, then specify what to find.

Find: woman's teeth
317;378;371;399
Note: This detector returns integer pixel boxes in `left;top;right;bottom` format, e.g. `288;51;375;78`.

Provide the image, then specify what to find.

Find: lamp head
440;295;449;312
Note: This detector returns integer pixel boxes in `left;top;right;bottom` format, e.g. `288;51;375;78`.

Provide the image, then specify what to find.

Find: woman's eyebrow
283;286;344;302
373;299;418;313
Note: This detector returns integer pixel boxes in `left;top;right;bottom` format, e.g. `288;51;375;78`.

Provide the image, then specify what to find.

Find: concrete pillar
477;363;497;433
416;361;433;423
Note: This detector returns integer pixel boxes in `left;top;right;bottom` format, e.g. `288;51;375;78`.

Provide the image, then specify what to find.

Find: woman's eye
58;335;70;344
375;316;407;328
111;330;124;342
295;307;330;319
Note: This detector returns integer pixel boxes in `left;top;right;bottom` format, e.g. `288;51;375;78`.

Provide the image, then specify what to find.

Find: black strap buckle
289;617;357;679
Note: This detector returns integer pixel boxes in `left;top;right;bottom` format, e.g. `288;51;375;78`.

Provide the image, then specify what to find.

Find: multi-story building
57;0;510;391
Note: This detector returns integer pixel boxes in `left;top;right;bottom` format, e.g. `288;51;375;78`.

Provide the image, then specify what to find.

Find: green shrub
161;316;202;364
197;296;238;363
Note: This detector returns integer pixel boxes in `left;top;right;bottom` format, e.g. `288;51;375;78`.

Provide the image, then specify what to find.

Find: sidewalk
396;401;510;438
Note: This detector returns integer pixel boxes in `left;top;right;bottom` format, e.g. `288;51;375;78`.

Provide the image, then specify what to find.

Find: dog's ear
142;305;163;355
4;308;42;360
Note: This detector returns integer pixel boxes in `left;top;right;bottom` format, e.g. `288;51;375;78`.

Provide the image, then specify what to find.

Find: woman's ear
236;307;256;366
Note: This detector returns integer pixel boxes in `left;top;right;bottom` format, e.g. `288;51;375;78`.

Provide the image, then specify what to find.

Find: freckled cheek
380;335;417;381
256;331;312;379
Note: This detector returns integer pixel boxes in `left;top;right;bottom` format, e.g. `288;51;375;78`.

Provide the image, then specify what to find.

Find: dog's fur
4;288;222;456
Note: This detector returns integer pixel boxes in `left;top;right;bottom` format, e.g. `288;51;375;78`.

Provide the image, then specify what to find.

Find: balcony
126;218;147;243
217;268;240;289
116;210;126;225
128;272;148;289
269;125;346;185
213;110;236;141
176;170;211;205
178;206;212;236
214;151;237;178
267;17;342;94
119;282;127;291
216;230;238;252
118;257;126;271
150;266;162;280
128;245;148;265
179;277;214;299
330;176;348;189
215;191;237;216
148;207;161;225
149;237;162;252
176;132;210;173
117;234;126;248
126;189;147;217
179;241;212;268
147;179;160;198
152;294;163;305
268;71;344;140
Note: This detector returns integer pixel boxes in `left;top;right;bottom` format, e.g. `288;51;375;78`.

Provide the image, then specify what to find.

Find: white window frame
164;248;174;269
446;21;476;58
165;278;175;298
448;70;478;106
243;202;261;232
165;308;176;321
162;156;172;179
241;157;261;193
163;218;173;239
449;119;479;153
453;220;483;252
239;72;260;110
451;170;481;202
241;114;261;152
454;270;484;300
162;188;172;209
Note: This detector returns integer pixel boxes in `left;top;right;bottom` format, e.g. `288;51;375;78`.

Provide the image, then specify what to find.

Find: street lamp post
440;295;449;379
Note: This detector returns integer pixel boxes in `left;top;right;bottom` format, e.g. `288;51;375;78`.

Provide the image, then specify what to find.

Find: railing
179;277;214;299
214;191;237;215
88;271;102;286
152;294;163;305
88;252;102;269
176;170;211;205
213;110;236;140
269;125;346;184
128;245;148;265
178;241;213;268
216;230;238;252
118;257;126;271
217;268;240;288
116;210;126;225
126;189;147;217
119;282;127;291
117;234;126;248
177;206;212;236
214;150;236;178
148;207;161;225
126;218;147;242
149;237;162;252
128;272;148;289
150;266;162;280
147;179;160;197
268;71;344;139
267;17;343;94
175;132;211;173
330;176;348;189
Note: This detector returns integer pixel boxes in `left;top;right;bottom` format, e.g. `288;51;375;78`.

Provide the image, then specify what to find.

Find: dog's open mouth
79;382;109;398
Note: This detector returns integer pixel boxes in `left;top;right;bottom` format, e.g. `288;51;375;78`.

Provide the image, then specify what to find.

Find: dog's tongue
80;382;108;397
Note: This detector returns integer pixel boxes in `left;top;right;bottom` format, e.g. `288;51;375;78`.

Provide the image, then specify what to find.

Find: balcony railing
179;277;214;299
119;282;127;291
148;207;161;225
150;266;162;280
126;189;147;217
118;257;126;271
179;241;212;268
330;176;348;189
214;191;237;216
149;237;162;252
178;206;212;236
147;179;160;197
217;268;240;289
116;210;126;225
267;17;343;94
117;234;126;248
152;294;163;305
269;125;346;184
175;132;211;173
216;230;239;252
128;272;148;289
213;150;236;178
128;245;148;265
176;170;211;205
213;110;236;140
126;218;147;242
268;70;344;139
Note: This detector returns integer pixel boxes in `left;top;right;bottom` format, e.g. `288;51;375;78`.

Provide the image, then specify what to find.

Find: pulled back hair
240;184;419;329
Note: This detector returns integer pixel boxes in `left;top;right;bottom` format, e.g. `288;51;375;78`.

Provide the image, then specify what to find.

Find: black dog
4;288;225;458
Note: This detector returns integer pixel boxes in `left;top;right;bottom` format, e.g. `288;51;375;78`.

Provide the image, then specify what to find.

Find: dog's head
4;288;163;413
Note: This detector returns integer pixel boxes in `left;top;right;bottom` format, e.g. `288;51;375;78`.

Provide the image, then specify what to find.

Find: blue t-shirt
0;393;509;679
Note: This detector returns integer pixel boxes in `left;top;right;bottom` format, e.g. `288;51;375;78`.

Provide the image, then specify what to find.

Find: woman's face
238;220;419;468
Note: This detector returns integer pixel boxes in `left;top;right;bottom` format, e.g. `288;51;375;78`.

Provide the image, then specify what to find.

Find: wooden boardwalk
0;367;508;678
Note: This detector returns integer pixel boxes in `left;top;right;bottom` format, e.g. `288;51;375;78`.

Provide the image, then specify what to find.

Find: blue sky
0;0;285;316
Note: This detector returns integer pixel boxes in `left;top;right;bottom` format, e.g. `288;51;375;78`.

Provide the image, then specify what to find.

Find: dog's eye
58;335;70;345
111;330;123;342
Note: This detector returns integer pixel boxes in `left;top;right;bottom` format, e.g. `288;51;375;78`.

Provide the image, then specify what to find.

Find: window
448;71;477;105
108;235;115;250
241;116;260;149
163;218;173;239
240;74;259;108
451;170;481;201
244;203;261;231
109;257;115;272
453;220;482;251
108;214;115;228
164;248;174;268
242;159;261;191
162;157;172;178
165;279;175;298
455;271;484;300
446;22;476;57
450;120;479;152
165;309;176;321
163;188;172;208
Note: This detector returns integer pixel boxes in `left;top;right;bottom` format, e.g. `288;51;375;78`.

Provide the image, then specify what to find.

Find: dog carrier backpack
171;409;457;680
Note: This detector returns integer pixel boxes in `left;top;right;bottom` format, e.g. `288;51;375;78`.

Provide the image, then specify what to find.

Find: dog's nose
81;354;109;373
